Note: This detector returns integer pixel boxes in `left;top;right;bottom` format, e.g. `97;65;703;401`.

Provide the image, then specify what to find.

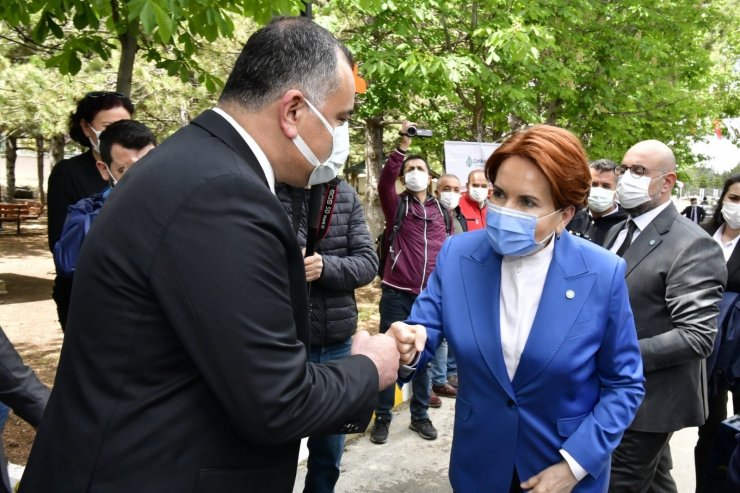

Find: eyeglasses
616;164;652;178
85;91;126;99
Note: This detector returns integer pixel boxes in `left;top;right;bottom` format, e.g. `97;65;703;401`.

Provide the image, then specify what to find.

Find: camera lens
406;126;417;137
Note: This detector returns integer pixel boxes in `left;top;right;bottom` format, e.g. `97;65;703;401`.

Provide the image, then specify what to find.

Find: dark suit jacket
0;326;49;493
603;203;726;432
19;110;378;493
705;223;740;292
681;204;707;224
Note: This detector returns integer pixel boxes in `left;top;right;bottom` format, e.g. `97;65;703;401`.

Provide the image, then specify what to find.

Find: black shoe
409;418;438;440
370;417;390;444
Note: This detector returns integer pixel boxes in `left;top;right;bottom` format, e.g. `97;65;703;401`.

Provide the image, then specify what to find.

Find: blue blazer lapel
511;233;596;390
461;239;516;400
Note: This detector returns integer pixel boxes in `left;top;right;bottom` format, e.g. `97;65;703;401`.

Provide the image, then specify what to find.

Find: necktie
692;206;697;223
616;220;637;257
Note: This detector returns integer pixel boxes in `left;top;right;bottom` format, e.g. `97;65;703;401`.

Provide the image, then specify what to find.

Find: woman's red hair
485;125;590;208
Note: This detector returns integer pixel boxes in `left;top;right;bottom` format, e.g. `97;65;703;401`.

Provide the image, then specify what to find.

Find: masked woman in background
47;91;134;331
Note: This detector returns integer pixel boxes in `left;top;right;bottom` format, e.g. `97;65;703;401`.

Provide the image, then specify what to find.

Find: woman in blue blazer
391;125;645;493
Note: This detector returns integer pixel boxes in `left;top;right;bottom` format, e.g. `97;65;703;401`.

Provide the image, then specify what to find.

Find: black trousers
695;385;740;492
509;469;522;493
51;274;73;332
610;429;676;493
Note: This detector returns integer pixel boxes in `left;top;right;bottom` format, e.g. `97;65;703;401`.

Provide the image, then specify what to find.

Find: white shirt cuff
398;352;421;379
560;449;588;481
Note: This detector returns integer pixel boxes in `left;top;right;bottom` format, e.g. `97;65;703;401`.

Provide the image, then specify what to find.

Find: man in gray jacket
604;140;726;493
277;179;378;493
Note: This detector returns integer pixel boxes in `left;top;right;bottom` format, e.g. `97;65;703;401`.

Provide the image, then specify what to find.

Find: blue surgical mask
292;99;350;186
485;204;560;257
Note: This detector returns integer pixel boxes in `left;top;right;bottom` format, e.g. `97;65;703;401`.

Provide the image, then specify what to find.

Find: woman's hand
521;461;577;493
386;321;426;365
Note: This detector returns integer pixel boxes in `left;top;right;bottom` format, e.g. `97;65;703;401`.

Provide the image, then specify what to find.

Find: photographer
370;120;450;445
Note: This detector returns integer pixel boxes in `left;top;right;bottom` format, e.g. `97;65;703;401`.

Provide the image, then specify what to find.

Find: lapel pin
566;289;575;299
649;240;656;246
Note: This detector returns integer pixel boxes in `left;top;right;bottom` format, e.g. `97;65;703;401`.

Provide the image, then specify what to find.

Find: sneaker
429;393;442;408
432;383;457;398
369;417;390;444
409;418;438;440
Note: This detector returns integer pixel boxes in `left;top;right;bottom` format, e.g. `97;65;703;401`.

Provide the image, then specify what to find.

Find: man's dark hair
99;120;157;166
219;17;353;111
69;92;135;148
589;159;618;173
400;154;429;177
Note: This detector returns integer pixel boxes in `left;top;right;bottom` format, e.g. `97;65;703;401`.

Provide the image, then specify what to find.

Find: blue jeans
430;339;449;386
0;402;8;432
304;338;352;493
376;287;431;421
447;349;457;377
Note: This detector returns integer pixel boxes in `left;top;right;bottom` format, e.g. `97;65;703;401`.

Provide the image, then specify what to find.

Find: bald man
603;140;726;493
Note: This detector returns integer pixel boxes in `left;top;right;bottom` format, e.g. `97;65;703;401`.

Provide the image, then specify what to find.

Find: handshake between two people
350;322;428;391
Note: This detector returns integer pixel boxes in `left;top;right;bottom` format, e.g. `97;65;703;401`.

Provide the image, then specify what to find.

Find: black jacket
0;326;49;493
567;205;628;247
47;150;108;252
704;223;740;292
276;180;378;347
19;110;378;493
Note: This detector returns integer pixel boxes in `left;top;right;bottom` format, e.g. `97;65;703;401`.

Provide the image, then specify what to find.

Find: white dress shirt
499;236;587;481
211;107;276;194
609;200;672;254
713;225;740;262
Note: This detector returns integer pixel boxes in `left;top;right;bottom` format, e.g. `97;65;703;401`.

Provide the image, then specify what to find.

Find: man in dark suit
604;140;726;492
681;197;707;224
19;17;399;493
0;325;49;493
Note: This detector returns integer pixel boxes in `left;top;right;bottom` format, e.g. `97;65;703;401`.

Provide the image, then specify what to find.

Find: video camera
400;125;433;138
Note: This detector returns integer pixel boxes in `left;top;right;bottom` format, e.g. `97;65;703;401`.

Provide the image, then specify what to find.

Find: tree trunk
36;135;46;206
4;135;17;202
116;28;139;96
363;115;385;240
50;134;65;165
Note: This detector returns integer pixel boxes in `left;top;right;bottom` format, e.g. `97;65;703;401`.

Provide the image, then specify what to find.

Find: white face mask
468;187;488;205
404;170;429;192
616;172;663;209
292;99;350;186
89;125;103;154
105;164;118;186
722;201;740;229
439;191;461;210
588;186;615;213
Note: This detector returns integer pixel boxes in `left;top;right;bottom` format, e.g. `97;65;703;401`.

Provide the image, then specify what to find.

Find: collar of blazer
612;202;677;276
706;223;740;289
191;110;268;189
461;231;595;395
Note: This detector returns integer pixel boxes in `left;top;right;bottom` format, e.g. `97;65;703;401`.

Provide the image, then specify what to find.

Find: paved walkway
293;394;709;492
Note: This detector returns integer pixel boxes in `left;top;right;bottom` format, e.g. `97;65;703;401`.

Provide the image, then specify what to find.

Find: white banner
443;140;500;188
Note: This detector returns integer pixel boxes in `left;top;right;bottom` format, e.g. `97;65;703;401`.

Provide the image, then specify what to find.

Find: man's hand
351;331;400;390
304;253;323;282
386;322;427;365
398;121;416;152
520;461;578;493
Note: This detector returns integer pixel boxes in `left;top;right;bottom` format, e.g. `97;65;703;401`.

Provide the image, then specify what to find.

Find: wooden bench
0;201;43;234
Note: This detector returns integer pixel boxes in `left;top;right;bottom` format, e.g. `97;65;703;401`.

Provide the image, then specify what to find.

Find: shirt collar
629;199;672;232
714;224;740;248
212;107;275;194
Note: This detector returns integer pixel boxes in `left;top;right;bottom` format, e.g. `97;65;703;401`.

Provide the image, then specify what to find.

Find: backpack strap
387;194;408;256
